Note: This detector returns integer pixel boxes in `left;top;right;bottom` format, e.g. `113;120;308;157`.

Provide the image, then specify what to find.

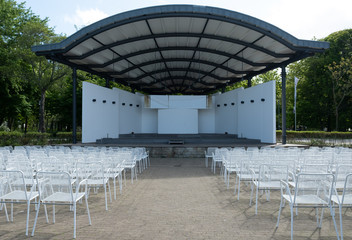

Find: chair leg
276;196;284;227
237;177;241;200
249;182;254;206
113;177;117;200
25;201;30;236
338;205;343;240
119;174;123;193
11;203;13;222
227;172;230;189
85;195;92;226
31;201;41;236
255;185;259;215
135;167;138;181
328;205;340;240
108;180;112;202
73;202;77;239
234;176;238;195
104;183;108;211
290;205;294;240
3;203;9;222
318;208;324;228
44;204;49;223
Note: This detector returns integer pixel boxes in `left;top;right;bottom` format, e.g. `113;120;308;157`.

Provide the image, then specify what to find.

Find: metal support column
105;78;110;88
281;66;287;144
72;67;77;144
247;77;252;88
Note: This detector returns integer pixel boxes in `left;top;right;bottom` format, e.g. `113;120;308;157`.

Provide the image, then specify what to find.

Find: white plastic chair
0;170;39;236
32;171;91;239
250;164;288;215
331;173;352;240
276;173;339;240
119;152;137;184
205;147;217;168
105;156;125;200
76;161;112;211
211;152;223;174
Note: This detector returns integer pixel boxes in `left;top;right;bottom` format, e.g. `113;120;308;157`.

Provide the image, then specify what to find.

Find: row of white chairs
207;146;352;240
0;146;150;238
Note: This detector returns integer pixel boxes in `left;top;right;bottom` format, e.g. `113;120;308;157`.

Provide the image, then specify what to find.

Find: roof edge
32;4;329;54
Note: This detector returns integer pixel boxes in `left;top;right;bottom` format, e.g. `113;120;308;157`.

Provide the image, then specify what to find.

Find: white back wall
214;90;240;134
237;81;276;143
114;88;142;134
198;97;215;133
158;109;198;134
141;104;158;133
82;82;119;143
169;95;207;109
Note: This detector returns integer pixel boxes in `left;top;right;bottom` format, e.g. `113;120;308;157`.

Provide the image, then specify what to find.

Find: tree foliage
292;29;352;131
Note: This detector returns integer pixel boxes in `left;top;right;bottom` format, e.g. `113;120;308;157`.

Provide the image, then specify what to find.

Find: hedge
0;131;82;146
276;130;352;140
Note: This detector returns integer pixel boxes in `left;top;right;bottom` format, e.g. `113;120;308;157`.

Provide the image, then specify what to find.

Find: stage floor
95;133;270;147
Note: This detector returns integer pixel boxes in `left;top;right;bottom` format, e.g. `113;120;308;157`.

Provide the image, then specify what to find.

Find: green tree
328;57;352;130
289;29;352;131
0;0;37;130
17;19;69;132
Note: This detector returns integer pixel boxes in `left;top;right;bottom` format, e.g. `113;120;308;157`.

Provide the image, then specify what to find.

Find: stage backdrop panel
82;82;119;143
169;96;206;109
158;109;198;134
237;80;276;143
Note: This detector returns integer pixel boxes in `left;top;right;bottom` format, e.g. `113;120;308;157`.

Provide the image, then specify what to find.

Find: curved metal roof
32;5;329;95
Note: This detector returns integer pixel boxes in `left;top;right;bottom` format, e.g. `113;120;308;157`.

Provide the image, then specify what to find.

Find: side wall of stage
82;81;276;143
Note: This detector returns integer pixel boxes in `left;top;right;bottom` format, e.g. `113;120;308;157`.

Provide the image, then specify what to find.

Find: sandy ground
0;158;349;240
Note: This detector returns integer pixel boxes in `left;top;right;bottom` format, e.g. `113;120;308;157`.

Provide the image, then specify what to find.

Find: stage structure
82;80;275;143
31;5;329;144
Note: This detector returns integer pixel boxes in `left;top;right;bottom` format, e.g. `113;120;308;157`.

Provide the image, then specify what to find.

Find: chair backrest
6;161;34;179
258;164;288;183
300;164;330;174
341;173;352;204
294;173;335;205
76;161;106;182
36;171;73;203
0;170;31;201
335;164;352;182
206;147;217;156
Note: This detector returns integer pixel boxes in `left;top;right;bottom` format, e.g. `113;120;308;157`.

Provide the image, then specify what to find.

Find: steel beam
72;67;77;144
281;66;287;144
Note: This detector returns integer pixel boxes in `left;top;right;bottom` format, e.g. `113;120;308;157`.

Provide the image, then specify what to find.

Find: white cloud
64;7;109;29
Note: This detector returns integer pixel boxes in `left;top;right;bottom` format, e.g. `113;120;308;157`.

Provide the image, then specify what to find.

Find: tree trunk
39;89;46;133
335;107;339;131
24;116;28;134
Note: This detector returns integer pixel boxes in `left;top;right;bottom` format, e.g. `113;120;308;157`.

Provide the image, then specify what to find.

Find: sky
23;0;352;40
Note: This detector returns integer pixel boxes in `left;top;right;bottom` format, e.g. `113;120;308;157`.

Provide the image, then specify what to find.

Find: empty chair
276;173;339;240
104;156;125;200
32;171;91;239
0;170;39;236
76;161;111;211
331;173;352;240
250;164;289;214
119;152;137;184
211;151;223;174
204;147;217;168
